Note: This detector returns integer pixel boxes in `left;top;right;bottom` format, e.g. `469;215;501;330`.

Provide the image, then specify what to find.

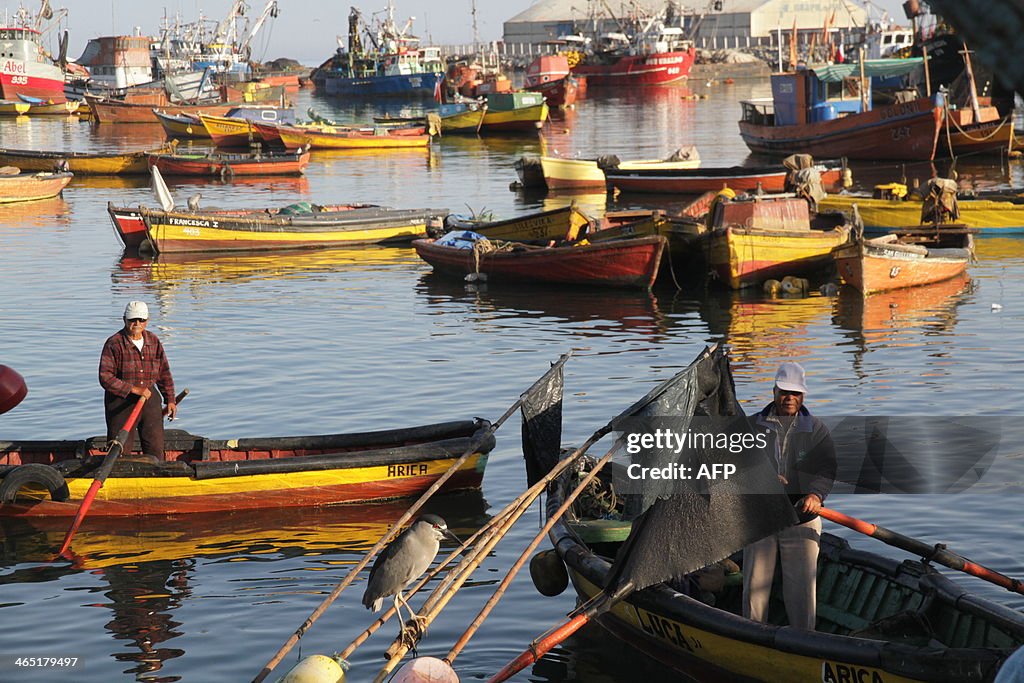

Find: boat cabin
75;35;154;90
0;26;46;65
383;47;444;77
740;59;925;127
864;28;915;59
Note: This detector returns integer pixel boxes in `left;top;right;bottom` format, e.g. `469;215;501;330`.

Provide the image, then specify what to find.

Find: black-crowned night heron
362;514;459;645
187;193;202;212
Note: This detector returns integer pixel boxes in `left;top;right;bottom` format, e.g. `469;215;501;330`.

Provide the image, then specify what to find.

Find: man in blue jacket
743;362;836;630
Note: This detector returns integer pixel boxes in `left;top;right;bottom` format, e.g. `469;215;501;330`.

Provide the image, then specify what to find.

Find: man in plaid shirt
99;301;177;460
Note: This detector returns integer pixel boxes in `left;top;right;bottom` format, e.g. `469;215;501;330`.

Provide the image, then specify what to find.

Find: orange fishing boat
0;170;72;203
147;149;311;176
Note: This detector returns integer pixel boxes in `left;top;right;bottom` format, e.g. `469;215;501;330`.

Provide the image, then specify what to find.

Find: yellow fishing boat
820;191;1024;235
0;145;173;175
23;100;80;115
439;103;487;134
277;123;430;150
479;101;548;133
198;112;256;147
707;195;851;289
0;100;31;115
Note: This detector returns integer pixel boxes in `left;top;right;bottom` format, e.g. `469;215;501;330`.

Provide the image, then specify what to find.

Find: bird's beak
443;529;460;544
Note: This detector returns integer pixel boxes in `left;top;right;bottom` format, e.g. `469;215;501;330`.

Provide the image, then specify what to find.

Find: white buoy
992;303;1003;311
392;656;459;683
278;654;347;683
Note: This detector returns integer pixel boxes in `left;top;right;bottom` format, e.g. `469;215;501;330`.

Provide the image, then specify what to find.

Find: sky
4;0;912;66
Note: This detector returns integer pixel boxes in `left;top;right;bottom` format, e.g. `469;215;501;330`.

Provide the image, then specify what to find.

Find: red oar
818;507;1024;595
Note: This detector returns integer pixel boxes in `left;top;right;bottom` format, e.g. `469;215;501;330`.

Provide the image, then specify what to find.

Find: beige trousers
742;516;822;631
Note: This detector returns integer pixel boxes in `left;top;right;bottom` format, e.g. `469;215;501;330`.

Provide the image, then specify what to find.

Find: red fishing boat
0;25;66;103
833;225;975;295
606;161;846;195
413;234;666;289
568;27;696;86
0;419;494;516
147;148;311;176
525;54;579;108
86;95;239;124
739;63;942;160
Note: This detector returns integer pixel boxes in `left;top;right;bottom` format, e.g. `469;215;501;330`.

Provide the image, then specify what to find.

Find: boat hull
607;164;844;195
834;236;972;295
154;110;211;138
710;225;851;289
739;98;942;160
818;194;1024;235
200;113;257;147
447;205;592;242
278;125;429;149
540;157;607;190
0;420;494;516
413;235;665;289
0;69;65;104
479;103;548;133
0;172;72;203
572;48;696;86
86;96;238;124
526;76;578;108
321;71;443;97
147;150;311;176
143;206;442;253
0;146;164;174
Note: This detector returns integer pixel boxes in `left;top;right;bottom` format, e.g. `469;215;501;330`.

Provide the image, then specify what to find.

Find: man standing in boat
743;362;836;630
99;301;177;461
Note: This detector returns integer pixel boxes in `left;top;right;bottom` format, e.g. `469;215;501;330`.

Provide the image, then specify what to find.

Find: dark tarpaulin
606;346;799;593
520;360;565;487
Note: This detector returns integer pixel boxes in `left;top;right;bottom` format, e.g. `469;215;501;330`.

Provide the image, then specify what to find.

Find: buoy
279;654;347;683
530;549;569;597
819;283;840;297
0;365;27;415
392;657;459;683
763;279;782;296
992;303;1003;311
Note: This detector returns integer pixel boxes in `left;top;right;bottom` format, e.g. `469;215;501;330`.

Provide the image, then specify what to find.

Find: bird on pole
362;514;459;646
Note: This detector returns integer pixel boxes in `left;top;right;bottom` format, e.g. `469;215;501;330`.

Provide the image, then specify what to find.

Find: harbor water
1;81;1023;682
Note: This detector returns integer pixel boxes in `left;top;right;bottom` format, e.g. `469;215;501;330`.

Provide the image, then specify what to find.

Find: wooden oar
57;387;189;558
252;354;572;683
818;507;1024;595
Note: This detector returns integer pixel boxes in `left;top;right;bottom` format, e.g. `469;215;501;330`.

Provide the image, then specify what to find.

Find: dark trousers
104;388;164;459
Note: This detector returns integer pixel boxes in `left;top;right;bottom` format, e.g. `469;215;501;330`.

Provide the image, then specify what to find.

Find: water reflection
0;196;71;228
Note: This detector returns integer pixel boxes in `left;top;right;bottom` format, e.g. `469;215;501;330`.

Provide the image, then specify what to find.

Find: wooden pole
921;44;931;97
960;41;982;124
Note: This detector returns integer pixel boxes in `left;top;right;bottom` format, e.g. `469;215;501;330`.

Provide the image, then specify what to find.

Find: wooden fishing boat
443;204;592;243
437;102;487;134
834;226;975;295
524;54;578;108
525;75;578;109
0;170;72;203
199;112;257;147
141;204;446;253
147;149;311;176
108;201;396;250
412;234;666;289
0;145;172;175
86;95;239;124
739;63;942;160
0;419;494;516
277;124;430;150
18;98;80;115
938;106;1017;157
154;109;211;139
539;150;701;191
546;460;1024;683
606;161;845;195
819;192;1024;235
707;195;853;289
0;100;31;115
479;92;548;133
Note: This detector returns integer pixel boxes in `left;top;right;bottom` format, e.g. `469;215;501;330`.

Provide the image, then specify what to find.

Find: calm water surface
1;82;1023;682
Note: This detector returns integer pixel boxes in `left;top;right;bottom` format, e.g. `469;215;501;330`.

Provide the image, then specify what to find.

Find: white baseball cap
774;362;807;394
124;301;149;320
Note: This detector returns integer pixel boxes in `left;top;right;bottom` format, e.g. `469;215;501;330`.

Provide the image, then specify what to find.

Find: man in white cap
98;301;177;461
742;361;836;630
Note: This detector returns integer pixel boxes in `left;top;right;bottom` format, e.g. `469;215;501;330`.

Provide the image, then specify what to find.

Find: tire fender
0;464;71;503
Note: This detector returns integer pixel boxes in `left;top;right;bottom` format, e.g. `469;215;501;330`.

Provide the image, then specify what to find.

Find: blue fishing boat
311;3;444;98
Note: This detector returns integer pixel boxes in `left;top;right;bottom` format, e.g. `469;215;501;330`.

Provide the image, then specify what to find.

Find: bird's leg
394;591;429;647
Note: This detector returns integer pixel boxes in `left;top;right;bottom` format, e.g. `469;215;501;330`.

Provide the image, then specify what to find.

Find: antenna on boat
471;0;479;59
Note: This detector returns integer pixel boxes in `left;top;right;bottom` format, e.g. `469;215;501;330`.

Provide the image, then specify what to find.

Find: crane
239;0;280;61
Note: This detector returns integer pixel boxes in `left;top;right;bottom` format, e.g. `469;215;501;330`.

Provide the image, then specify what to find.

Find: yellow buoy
279;654;347;682
392;657;459;683
763;279;781;296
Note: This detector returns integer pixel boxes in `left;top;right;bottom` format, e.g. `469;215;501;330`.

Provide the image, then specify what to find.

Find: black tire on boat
0;464;70;503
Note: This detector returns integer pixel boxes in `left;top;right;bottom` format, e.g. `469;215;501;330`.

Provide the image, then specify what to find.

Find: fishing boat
0;419;494;516
0;24;66;103
819;191;1024;235
546;458;1024;683
707;195;853;289
0;170;72;203
147;148;311;176
606;160;846;195
276;123;430;150
437;101;487;134
17;95;79;115
86;95;239;124
0;145;173;175
567;26;696;87
833;225;975;295
539;149;701;191
0;100;31;115
312;5;444;97
739;61;943;160
524;54;578;108
154;109;211;139
443;204;592;243
412;234;666;289
479;92;548;133
141;204;446;253
199;108;298;147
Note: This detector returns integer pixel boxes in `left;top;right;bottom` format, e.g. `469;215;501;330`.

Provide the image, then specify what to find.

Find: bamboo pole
445;445;618;663
370;430;614;683
251;354;572;683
